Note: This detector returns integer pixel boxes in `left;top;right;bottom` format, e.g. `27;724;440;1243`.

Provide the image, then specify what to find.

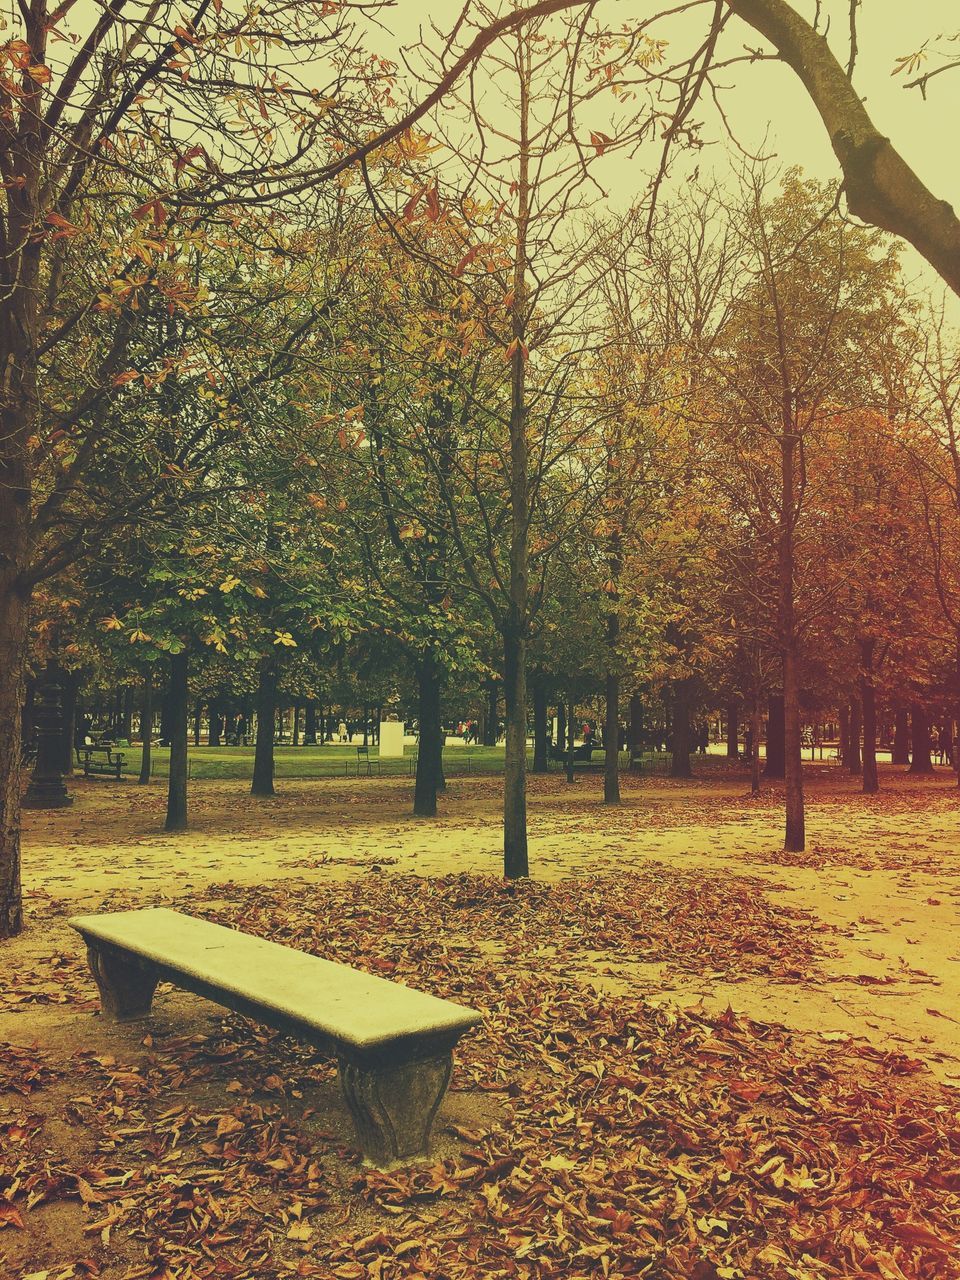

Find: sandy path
10;764;960;1082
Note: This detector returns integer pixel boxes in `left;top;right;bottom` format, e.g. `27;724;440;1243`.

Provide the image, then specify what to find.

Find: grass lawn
107;741;664;779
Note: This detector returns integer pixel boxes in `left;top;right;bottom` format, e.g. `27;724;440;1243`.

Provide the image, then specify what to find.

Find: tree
328;2;960;298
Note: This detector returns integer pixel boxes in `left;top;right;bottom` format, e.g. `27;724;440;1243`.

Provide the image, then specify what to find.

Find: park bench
548;742;597;767
75;744;125;779
68;907;479;1167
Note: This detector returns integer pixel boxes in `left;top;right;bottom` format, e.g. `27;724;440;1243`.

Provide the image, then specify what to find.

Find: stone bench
69;907;480;1167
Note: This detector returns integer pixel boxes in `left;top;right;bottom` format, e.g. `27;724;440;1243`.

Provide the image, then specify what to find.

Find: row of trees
4;1;960;936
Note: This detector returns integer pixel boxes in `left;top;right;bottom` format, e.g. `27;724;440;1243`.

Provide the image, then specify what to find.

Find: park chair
357;744;371;776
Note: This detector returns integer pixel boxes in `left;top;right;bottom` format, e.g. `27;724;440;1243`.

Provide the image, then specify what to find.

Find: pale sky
372;1;960;289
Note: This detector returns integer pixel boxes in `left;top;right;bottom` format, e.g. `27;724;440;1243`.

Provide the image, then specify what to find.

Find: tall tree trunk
751;687;762;795
59;669;78;776
303;701;317;746
292;701;301;747
484;680;498;747
629;693;643;772
556;699;566;759
670;680;693;779
860;640;878;794
780;425;805;852
414;652;443;818
726;699;739;758
565;692;576;785
848;698;862;776
502;627;528;877
838;703;850;766
164;651;189;832
531;673;548;774
604;670;620;804
252;657;277;797
192;699;202;748
362;704;369;748
765;694;786;778
139;672;153;785
120;686;134;742
908;703;934;774
208;697;222;747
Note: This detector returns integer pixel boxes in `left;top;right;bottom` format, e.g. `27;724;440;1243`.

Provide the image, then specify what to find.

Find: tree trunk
565;692;576;785
838;703;850;766
59;669;78;776
414;652;443;818
908;703;934;774
848;698;862;776
670;680;692;779
192;698;202;748
779;422;804;851
139;673;153;785
292;701;301;747
892;705;910;765
252;657;277;797
164;651;189;832
208;697;222;747
604;670;620;804
556;699;566;759
484;680;498;747
120;685;134;742
629;693;643;772
725;699;739;758
860;640;878;794
531;673;549;774
751;689;762;795
502;627;528;878
303;701;317;746
765;694;786;778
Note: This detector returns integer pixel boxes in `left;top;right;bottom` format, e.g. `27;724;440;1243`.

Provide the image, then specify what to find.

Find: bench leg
338;1053;451;1167
86;946;158;1021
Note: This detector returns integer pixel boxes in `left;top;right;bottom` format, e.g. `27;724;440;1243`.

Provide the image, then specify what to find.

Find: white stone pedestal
379;721;405;757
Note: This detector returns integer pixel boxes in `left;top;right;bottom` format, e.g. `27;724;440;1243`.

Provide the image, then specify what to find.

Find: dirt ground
5;761;960;1279
10;762;960;1079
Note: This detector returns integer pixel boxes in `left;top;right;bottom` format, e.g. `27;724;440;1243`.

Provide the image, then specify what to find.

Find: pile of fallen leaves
2;870;959;1280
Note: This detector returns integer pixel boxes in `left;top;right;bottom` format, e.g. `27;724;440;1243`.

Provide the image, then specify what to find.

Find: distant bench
548;743;598;767
69;908;479;1167
75;745;125;778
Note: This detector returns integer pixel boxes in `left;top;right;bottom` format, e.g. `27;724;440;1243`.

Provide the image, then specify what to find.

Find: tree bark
725;699;739;758
670;680;693;778
502;626;528;877
848;698;862;776
556;699;566;759
59;669;78;776
164;651;189;832
604;670;620;804
908;703;934;775
252;657;278;797
208;697;222;747
565;691;576;785
414;651;443;818
860;640;878;794
629;693;643;771
892;705;910;765
838;703;849;766
765;693;786;778
531;673;549;774
484;680;499;747
192;699;202;748
303;701;317;746
139;672;153;785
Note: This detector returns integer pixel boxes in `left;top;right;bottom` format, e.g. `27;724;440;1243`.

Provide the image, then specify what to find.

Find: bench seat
69;907;479;1166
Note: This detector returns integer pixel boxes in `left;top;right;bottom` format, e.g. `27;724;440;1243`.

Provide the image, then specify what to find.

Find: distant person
338;719;348;743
